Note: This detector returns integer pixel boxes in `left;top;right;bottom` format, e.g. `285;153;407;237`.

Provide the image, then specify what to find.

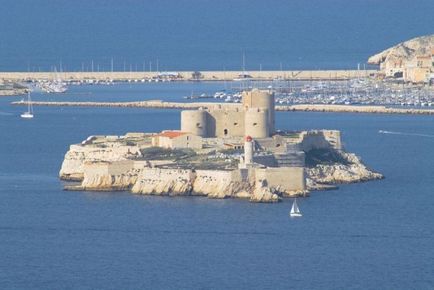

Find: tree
191;71;203;81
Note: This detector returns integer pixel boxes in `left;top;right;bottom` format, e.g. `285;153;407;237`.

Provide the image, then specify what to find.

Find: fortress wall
207;109;245;137
255;167;306;192
83;162;110;176
106;160;135;175
322;130;342;150
253;155;277;167
255;136;289;153
298;131;334;152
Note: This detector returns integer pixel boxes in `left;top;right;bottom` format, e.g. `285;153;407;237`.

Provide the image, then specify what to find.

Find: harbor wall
0;70;377;81
14;100;434;115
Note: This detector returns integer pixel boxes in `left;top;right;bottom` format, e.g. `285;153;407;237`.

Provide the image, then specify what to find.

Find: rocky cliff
70;165;279;202
306;151;383;187
59;143;141;181
368;34;434;65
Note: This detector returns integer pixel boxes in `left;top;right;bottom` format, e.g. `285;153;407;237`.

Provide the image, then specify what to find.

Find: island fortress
59;89;382;202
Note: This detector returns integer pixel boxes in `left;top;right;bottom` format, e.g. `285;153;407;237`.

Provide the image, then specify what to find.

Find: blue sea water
0;0;433;71
0;83;434;289
1;0;434;287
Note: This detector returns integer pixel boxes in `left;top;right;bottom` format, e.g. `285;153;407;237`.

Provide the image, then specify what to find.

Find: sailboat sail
290;199;302;217
21;91;34;119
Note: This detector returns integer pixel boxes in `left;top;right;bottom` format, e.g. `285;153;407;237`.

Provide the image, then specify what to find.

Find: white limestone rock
81;170;140;191
131;168;194;196
59;144;141;181
306;152;383;185
192;170;252;199
368;34;434;65
250;186;280;203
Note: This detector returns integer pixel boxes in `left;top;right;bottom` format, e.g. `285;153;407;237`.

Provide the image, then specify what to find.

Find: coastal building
368;34;434;83
404;55;433;83
151;130;202;149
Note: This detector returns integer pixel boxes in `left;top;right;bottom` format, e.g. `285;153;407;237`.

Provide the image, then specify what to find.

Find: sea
1;82;434;289
0;0;433;72
1;0;434;289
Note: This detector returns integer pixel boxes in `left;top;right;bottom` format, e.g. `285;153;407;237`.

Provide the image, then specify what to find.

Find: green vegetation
171;158;238;170
139;147;197;160
217;148;243;155
305;148;350;167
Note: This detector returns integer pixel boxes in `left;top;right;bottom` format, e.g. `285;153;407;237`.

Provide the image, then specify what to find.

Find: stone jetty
0;69;376;82
11;100;434;115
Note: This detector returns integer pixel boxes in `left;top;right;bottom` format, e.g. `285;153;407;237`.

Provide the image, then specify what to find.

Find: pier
11;100;434;115
0;70;377;82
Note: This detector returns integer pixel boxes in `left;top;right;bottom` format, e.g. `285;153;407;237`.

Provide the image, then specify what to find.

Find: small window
187;136;190;140
253;123;257;126
276;144;281;147
196;123;201;128
224;129;228;135
234;122;238;126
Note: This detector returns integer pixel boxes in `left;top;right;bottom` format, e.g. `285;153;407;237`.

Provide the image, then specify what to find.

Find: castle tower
244;108;269;138
180;109;208;137
242;89;275;136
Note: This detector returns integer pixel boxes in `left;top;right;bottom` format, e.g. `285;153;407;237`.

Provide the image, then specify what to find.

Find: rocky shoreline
60;133;383;203
306;151;383;190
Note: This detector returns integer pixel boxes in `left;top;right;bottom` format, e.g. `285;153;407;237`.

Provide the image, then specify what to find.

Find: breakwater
0;70;377;81
11;100;434;115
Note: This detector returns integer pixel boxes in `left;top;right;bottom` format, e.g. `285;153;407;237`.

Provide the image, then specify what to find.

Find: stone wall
255;167;306;194
207;109;245;138
298;130;342;152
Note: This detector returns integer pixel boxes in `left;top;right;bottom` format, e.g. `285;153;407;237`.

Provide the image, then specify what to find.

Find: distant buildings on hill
368;35;434;84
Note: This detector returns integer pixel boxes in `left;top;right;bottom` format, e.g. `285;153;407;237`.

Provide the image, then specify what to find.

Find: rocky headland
368;34;434;66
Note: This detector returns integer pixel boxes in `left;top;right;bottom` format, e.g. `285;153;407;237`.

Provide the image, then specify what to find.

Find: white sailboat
290;198;302;217
21;92;34;119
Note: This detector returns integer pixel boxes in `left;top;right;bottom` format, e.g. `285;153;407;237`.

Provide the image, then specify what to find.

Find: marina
10;78;434;115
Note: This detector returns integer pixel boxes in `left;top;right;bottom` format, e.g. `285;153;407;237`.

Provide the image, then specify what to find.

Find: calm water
1;0;433;71
0;83;433;289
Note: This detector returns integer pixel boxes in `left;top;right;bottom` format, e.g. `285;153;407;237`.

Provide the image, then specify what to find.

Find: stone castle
59;88;381;203
181;89;275;139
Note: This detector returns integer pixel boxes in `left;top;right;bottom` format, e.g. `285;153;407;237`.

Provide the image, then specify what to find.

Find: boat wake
378;130;434;138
